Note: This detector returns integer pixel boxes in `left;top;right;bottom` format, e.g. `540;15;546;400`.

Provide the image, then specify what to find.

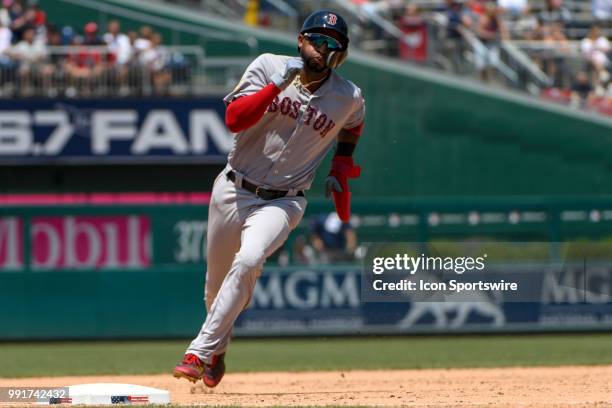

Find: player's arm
225;57;303;133
325;123;364;222
225;84;281;133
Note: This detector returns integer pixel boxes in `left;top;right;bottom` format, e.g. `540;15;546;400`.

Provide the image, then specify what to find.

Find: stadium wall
2;199;612;339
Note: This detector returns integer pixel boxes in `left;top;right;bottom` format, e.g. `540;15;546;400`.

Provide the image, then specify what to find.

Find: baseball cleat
203;353;226;388
173;353;205;383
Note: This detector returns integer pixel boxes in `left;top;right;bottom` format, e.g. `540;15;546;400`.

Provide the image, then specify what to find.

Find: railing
499;41;552;92
511;40;585;89
57;0;260;55
0;46;251;97
425;13;550;92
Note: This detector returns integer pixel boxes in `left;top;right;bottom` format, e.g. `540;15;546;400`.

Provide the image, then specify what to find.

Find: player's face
298;30;345;74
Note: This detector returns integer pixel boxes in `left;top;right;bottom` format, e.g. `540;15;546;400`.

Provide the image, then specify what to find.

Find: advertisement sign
0;98;233;164
0;215;150;270
3;208;612;338
235;265;612;336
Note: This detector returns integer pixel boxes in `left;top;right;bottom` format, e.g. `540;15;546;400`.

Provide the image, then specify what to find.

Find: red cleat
173;353;204;383
203;353;226;388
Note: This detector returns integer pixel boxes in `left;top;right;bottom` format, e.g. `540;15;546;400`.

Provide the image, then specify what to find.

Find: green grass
2;334;612;378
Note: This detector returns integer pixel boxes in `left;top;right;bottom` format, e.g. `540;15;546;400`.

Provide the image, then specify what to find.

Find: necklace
295;71;330;92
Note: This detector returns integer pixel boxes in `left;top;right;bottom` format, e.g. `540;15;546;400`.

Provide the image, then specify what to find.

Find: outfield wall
2;199;612;340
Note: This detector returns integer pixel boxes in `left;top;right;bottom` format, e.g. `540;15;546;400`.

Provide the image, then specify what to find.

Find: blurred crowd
0;0;185;97
368;0;611;111
2;0;611;112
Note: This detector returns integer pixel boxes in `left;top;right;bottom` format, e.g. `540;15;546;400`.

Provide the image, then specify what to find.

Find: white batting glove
271;57;303;90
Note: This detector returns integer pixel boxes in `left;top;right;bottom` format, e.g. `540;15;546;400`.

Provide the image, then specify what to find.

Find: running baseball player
173;10;365;387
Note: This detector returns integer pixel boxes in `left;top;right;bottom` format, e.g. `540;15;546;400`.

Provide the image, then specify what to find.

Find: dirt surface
1;365;611;407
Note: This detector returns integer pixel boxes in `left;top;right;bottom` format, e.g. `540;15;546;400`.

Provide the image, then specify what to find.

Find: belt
226;170;304;200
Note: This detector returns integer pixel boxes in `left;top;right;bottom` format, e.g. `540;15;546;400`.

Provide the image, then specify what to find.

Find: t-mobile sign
0;215;151;270
31;216;151;269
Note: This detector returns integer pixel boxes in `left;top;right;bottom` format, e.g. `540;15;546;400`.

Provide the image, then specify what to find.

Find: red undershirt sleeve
225;83;281;133
343;122;364;138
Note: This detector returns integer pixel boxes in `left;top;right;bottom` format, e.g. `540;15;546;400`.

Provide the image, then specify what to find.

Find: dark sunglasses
303;33;343;51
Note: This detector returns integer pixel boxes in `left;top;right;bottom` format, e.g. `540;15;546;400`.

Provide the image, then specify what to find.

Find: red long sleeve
225;83;281;133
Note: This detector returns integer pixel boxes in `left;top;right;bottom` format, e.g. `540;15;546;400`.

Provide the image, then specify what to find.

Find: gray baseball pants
186;167;306;363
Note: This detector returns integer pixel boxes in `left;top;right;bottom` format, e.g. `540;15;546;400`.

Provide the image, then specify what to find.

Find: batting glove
325;175;343;197
327;156;361;222
271;57;303;90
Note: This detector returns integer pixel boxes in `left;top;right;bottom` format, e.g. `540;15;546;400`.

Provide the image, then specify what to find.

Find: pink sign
0;217;23;270
31;216;151;269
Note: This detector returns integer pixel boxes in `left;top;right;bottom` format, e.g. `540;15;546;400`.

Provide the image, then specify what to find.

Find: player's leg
186;196;306;361
173;171;249;384
203;172;244;312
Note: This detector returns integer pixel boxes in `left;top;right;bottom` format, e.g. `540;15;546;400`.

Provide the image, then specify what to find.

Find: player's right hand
271;57;304;90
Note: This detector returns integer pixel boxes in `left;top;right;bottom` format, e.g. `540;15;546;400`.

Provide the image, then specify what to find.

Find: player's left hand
325;175;343;198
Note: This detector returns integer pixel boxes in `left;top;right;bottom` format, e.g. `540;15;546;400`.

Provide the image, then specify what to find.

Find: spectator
310;212;357;264
475;2;509;81
126;30;139;60
7;26;53;95
538;0;571;29
444;0;472;72
46;24;64;65
139;32;170;94
8;0;28;42
0;15;11;54
60;25;74;45
0;16;13;90
0;0;12;28
28;0;46;42
591;0;612;21
29;0;45;27
134;25;152;53
571;70;595;108
497;0;528;18
124;30;142;93
104;19;132;94
103;19;131;66
65;22;107;96
581;25;610;81
542;22;571;87
82;21;105;46
466;0;487;19
291;235;317;265
513;5;540;40
397;3;428;62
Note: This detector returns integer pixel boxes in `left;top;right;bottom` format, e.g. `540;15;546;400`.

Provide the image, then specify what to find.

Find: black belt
226;171;304;200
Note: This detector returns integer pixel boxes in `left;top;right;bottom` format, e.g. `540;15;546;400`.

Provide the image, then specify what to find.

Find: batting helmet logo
327;14;337;25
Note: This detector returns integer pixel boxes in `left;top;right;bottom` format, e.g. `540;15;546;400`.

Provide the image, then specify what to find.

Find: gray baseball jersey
183;53;364;366
223;53;365;191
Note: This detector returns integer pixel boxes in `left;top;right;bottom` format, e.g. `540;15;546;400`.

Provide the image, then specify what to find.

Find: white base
38;383;170;405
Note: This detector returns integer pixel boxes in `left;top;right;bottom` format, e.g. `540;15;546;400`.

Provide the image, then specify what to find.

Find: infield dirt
1;365;611;407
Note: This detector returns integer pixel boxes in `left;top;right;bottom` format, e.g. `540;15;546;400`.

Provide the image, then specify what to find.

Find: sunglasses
303;33;343;51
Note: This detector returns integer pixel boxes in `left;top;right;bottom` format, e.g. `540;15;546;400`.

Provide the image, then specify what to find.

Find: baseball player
173;10;365;387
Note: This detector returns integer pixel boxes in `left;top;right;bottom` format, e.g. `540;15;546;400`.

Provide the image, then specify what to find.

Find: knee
234;247;266;273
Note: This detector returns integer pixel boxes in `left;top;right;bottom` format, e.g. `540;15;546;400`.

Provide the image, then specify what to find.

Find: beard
306;57;327;73
301;49;328;74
